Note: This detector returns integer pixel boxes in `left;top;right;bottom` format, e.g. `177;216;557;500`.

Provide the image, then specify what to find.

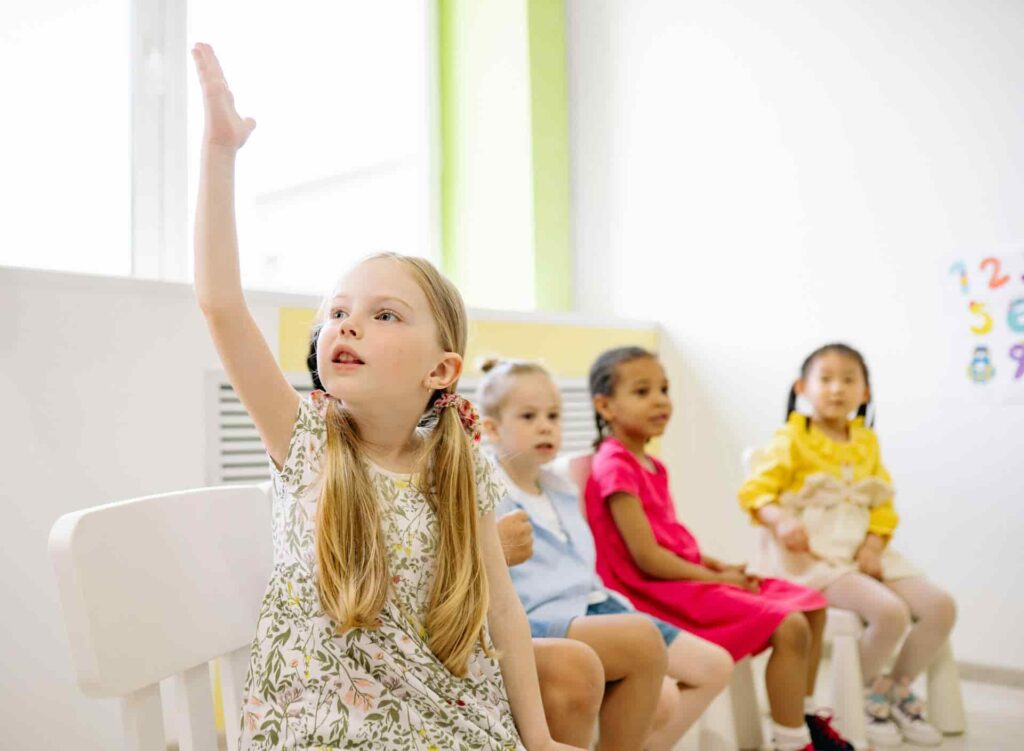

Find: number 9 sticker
1011;343;1024;381
1008;298;1024;333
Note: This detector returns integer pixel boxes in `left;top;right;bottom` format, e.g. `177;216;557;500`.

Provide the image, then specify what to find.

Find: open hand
497;510;533;566
192;43;256;151
774;516;810;553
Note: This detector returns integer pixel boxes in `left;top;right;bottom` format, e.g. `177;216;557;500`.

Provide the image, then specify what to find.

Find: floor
674;673;1024;750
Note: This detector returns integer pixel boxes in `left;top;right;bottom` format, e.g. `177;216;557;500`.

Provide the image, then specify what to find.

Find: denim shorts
585;595;681;646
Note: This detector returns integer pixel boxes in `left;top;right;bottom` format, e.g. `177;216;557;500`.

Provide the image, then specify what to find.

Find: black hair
308;332;324;391
787;342;873;426
588;346;657;448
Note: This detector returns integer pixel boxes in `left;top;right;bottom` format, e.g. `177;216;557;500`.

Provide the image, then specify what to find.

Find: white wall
568;0;1024;670
0;267;318;750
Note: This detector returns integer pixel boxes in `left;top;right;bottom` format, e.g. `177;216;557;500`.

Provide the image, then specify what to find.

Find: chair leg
729;657;765;751
830;633;867;747
697;685;740;751
926;640;966;735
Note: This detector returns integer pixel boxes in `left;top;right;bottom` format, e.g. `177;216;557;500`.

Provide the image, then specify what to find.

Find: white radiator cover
206;374;597;485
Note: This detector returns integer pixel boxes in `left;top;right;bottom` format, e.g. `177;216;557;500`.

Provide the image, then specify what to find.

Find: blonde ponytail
315;401;389;630
422;403;490;675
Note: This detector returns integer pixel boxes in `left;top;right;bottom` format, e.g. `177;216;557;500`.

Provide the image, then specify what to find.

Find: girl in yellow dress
739;344;956;749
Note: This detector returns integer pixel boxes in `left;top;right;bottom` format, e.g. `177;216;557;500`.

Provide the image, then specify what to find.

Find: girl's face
796;351;869;423
316;257;461;408
482;373;562;469
595;357;672;443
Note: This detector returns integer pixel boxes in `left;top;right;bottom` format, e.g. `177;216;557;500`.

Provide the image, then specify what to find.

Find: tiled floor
674;675;1024;750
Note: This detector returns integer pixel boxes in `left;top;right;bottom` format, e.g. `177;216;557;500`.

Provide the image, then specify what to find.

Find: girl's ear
481;415;500;445
425;352;464;391
862;385;871;406
793;378;805;396
593;393;614;422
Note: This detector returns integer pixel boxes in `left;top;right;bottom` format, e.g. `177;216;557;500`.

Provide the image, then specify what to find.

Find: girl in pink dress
584;347;851;751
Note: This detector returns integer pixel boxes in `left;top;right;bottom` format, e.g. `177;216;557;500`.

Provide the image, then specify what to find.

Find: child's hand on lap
717;568;760;593
192;43;257;151
855;541;884;580
774;516;810;553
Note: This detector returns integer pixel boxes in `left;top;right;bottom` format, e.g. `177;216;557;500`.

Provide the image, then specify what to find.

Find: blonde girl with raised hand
739;343;956;748
480;359;735;750
192;44;582;751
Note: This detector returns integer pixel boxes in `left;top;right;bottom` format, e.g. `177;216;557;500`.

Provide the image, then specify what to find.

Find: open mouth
330;344;365;366
535;442;555;451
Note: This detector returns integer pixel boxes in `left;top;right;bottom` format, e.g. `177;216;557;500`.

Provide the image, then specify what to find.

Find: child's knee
706;643;734;692
930;590;957;632
772;612;811;654
875;597;912;636
544;641;605;717
621;615;669;673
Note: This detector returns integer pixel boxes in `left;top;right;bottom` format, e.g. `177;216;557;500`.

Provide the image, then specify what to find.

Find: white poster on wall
945;249;1024;404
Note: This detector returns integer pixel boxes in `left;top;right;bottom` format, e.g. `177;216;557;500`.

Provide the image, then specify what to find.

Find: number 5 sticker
969;301;993;335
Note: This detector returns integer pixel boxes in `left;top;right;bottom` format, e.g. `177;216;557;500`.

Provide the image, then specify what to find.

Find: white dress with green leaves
239;392;523;750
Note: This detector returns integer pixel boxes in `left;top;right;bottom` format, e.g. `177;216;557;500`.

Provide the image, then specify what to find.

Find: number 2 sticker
980;257;1010;289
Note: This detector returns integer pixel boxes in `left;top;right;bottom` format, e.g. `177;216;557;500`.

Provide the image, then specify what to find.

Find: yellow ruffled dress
738;413;920;590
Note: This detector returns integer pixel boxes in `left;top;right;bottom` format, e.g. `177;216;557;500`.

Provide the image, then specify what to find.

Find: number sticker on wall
969;301;993;335
1010;344;1024;381
1008;298;1024;333
980;257;1011;289
949;261;969;295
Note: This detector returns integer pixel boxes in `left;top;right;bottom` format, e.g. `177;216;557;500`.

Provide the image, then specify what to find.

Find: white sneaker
890;679;942;746
865;681;903;748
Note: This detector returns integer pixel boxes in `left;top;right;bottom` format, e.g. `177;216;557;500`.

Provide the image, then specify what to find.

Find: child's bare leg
567;614;667;751
765;612;811;726
803;607;826;699
533;638;605;747
646;632;733;750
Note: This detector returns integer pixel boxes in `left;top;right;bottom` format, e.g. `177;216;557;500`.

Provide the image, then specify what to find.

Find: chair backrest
49;484;273;751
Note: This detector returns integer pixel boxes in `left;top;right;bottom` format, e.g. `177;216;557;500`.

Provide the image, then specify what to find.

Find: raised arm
192;43;299;467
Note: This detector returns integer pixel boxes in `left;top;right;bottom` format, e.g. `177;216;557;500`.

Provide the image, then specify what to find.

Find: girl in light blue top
479;359;733;751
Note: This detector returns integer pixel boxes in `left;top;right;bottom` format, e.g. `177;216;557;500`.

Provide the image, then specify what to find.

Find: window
187;2;438;295
1;1;436;295
0;0;131;277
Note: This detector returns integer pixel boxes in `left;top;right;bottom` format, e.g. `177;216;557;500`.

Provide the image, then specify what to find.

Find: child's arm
608;494;757;592
478;511;584;751
739;434;809;552
192;44;299;467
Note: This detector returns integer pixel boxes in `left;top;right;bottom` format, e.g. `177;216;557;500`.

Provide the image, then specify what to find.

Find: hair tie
433;392;481;443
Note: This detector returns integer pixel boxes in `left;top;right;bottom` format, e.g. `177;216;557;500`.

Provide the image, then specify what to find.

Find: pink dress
585;438;826;661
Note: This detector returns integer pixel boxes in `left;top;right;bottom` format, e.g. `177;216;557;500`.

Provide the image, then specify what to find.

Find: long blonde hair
314;253;489;677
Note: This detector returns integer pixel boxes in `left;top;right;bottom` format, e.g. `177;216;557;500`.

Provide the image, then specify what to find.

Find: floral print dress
240;392;523;750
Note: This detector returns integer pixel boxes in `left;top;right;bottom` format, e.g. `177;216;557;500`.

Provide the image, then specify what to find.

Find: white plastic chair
48;485;272;751
741;447;966;744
